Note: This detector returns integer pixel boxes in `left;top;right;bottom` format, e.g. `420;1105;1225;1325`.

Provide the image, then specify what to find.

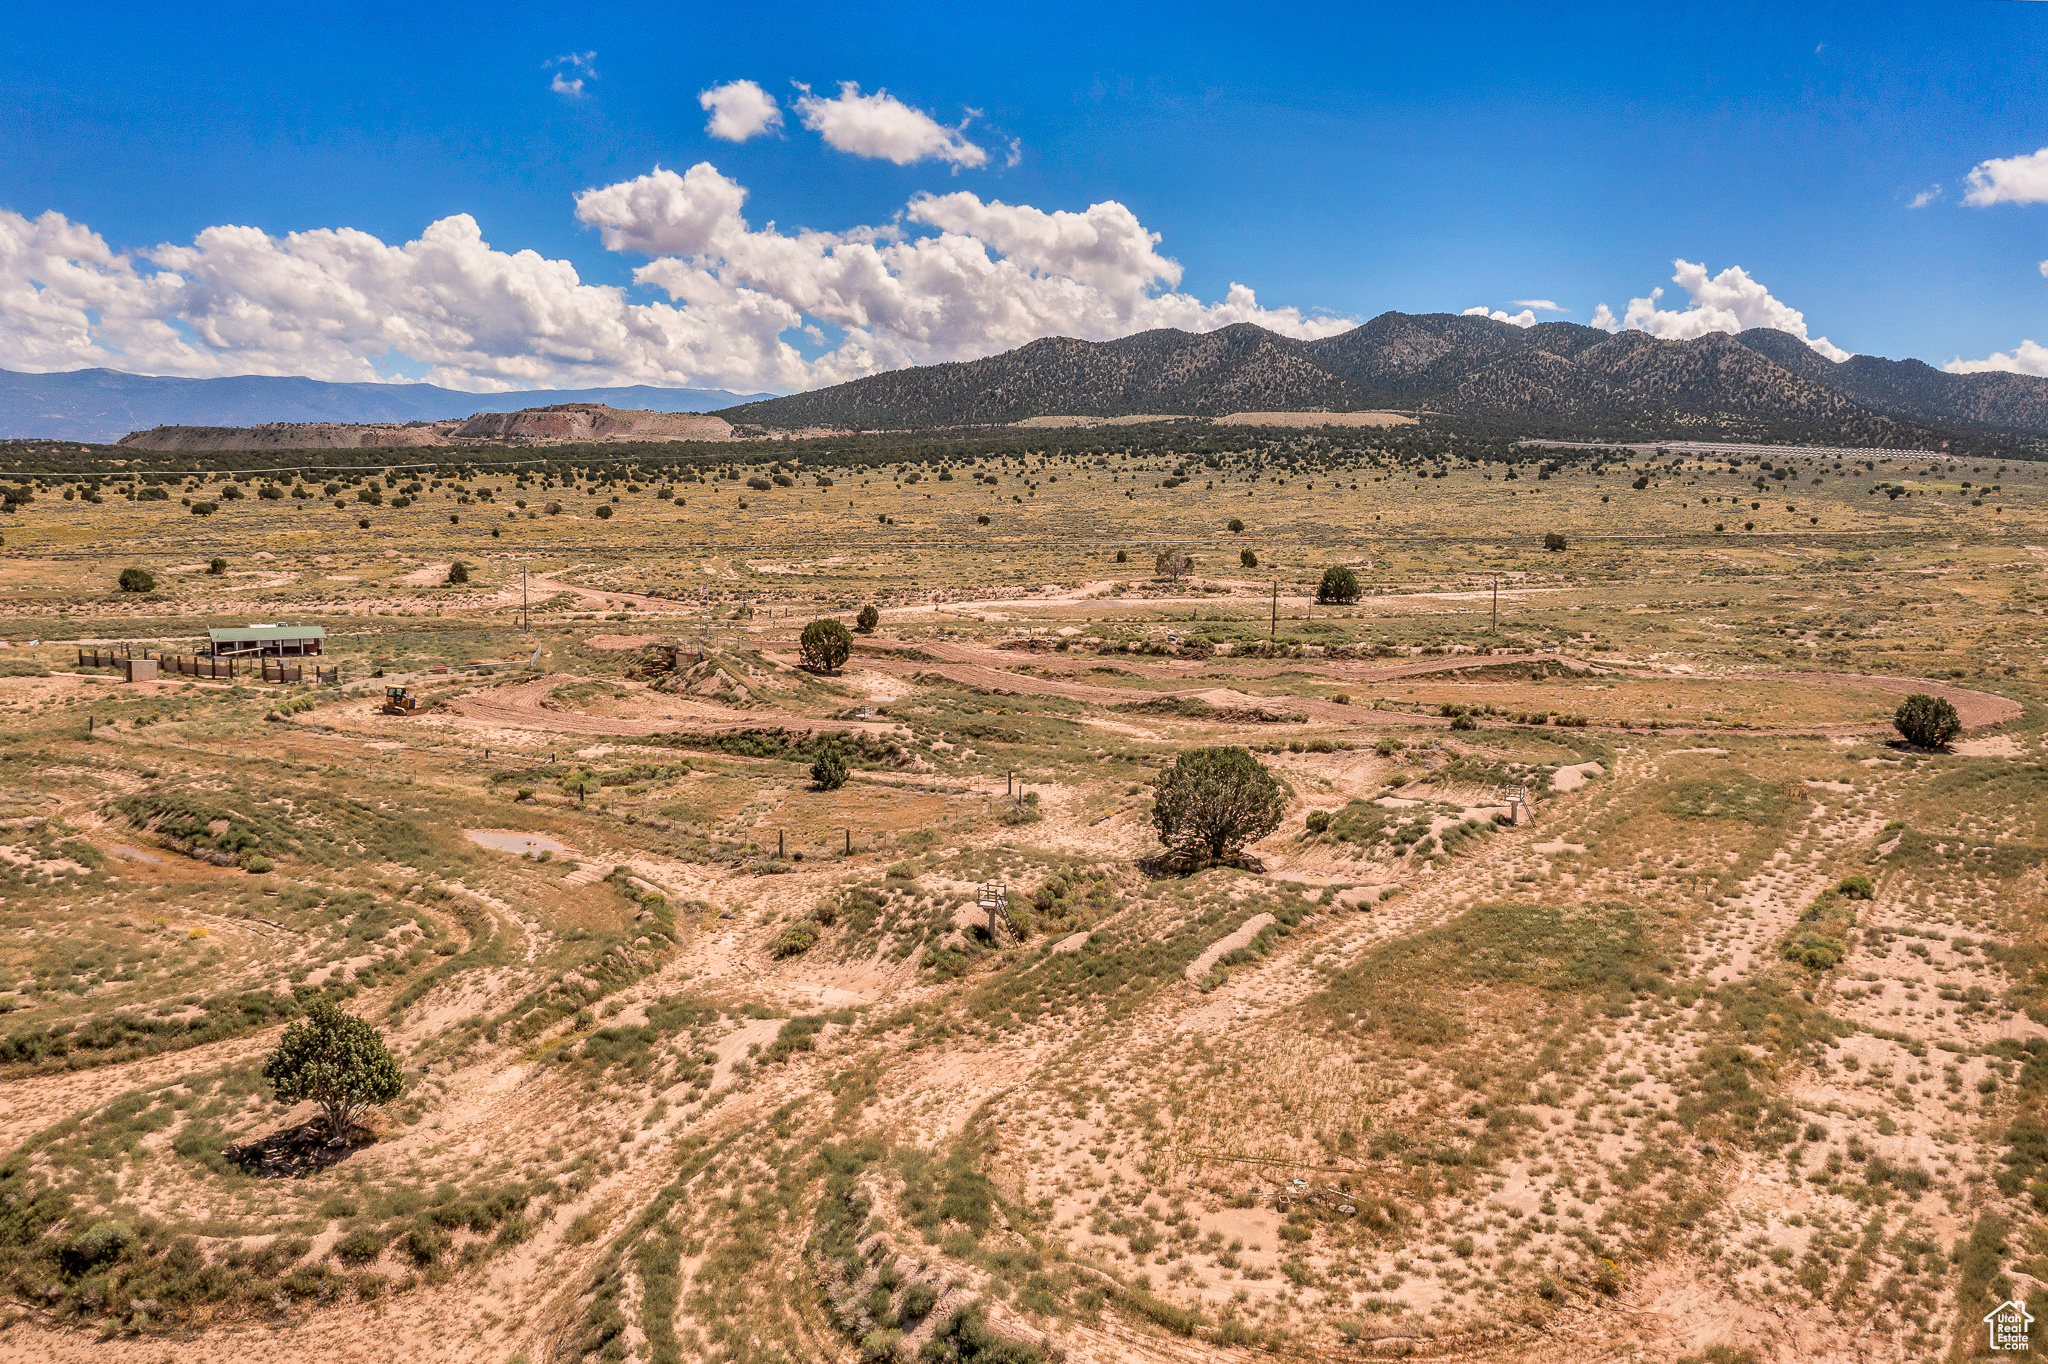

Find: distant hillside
724;312;2048;440
0;369;771;444
111;404;737;452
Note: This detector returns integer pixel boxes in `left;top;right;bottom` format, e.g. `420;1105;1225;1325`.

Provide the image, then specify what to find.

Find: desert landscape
0;418;2037;1364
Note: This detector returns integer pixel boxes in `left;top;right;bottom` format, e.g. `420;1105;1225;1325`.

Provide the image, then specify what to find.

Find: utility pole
523;569;529;632
1491;576;1498;633
1270;579;1278;640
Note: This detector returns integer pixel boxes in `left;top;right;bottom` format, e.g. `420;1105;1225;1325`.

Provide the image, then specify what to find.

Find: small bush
1305;810;1330;834
902;1281;938;1320
1228;518;1245;533
1316;565;1360;604
775;922;819;957
1783;933;1846;970
1838;874;1875;900
856;604;879;632
334;1228;386;1265
118;566;156;593
1115;549;1128;563
244;855;274;874
1449;713;1479;731
1241;548;1258;569
594;504;613;520
206;557;227;575
447;561;469;584
1893;693;1961;748
812;750;850;791
1543;531;1567;551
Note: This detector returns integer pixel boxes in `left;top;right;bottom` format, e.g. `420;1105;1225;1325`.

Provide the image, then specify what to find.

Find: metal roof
206;625;327;643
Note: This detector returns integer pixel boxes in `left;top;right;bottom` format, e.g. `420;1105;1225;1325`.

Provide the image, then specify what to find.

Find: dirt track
435;673;902;740
845;640;2024;735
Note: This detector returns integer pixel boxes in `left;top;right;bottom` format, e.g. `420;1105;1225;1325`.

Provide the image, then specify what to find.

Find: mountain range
723;312;2048;441
0;369;770;444
9;313;2046;448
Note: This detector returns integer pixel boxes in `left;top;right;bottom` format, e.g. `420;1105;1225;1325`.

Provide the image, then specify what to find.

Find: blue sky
1;1;2043;391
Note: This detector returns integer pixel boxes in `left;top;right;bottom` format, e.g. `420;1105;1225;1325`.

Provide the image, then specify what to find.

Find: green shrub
800;618;853;673
447;561;469;584
334;1228;386;1265
1783;934;1846;971
1316;565;1360;604
1240;548;1258;569
244;854;274;874
1305;810;1330;834
1893;693;1961;748
812;749;850;791
404;1222;443;1265
902;1281;938;1319
117;566;156;593
1838;874;1875;900
1153;746;1285;860
856;604;879;632
774;922;819;958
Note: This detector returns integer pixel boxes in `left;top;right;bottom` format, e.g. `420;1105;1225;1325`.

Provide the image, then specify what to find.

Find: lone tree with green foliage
799;618;853;673
812;748;849;791
1543;531;1567;551
446;561;469;584
1152;746;1286;861
1316;565;1360;605
1240;548;1258;569
117;566;155;593
260;1000;404;1145
1893;692;1961;749
855;603;880;633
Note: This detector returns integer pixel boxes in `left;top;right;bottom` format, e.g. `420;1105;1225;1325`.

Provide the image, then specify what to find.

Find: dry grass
0;437;2040;1362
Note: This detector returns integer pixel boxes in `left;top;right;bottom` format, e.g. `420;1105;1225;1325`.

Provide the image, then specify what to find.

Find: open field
0;432;2045;1363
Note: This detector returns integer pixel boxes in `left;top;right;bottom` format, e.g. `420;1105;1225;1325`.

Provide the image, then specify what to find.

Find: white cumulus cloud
1512;299;1564;312
794;83;988;169
0;164;1350;394
1590;259;1850;361
1945;340;2048;377
1908;185;1942;209
1963;147;2048;207
699;80;781;143
1463;306;1536;327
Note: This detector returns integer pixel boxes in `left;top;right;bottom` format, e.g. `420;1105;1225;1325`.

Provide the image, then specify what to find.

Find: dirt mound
116;421;457;451
452;404;733;443
116;404;734;451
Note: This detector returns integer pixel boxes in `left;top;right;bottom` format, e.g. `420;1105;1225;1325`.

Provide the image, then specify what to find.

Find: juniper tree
260;1001;403;1145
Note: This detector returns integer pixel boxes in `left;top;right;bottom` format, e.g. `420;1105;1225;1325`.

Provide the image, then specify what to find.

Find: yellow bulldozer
381;686;418;716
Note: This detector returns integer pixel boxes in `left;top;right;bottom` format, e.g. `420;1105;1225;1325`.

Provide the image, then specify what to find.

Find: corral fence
74;646;339;684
